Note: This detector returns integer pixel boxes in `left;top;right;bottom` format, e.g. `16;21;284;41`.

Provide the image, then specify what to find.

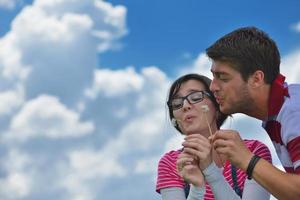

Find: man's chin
219;105;232;115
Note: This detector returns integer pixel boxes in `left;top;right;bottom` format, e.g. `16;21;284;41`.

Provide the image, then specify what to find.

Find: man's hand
211;129;253;171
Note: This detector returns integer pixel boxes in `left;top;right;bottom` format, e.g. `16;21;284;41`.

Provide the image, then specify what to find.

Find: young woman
156;74;271;200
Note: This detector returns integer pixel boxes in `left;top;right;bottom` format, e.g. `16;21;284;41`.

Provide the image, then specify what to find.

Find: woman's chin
184;129;199;135
184;126;207;135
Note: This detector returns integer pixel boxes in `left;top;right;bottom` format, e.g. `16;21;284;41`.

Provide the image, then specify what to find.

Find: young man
206;26;300;200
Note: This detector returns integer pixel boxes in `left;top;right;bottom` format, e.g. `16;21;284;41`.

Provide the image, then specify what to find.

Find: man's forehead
210;62;235;74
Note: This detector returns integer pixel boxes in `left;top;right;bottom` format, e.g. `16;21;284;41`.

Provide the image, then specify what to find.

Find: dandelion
201;105;213;136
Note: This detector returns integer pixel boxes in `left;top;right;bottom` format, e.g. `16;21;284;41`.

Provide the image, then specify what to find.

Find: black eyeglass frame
168;91;211;110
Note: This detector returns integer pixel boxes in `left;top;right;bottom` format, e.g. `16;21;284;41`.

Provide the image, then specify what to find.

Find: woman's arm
187;185;205;200
203;162;241;200
242;178;270;200
160;187;186;200
203;162;269;200
160;186;205;200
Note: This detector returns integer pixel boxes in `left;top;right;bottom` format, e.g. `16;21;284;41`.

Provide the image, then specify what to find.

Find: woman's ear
171;118;178;127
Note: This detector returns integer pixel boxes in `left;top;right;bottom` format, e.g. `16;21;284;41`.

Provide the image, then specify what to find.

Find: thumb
208;135;214;143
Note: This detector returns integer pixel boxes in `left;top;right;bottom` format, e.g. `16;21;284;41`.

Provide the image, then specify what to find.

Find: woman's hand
182;134;213;170
176;152;204;187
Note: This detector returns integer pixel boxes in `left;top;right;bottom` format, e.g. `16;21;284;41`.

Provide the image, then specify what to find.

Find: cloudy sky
0;0;300;199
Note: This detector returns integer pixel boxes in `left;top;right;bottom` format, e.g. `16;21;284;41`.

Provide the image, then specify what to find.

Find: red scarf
263;74;289;145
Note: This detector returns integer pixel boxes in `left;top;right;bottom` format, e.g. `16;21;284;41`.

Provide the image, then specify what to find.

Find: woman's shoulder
243;139;272;162
159;149;182;162
243;139;268;149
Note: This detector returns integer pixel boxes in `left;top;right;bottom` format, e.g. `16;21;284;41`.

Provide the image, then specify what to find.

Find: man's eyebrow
211;69;229;76
211;71;224;76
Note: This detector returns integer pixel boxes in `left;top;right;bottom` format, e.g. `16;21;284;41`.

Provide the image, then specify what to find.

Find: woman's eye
190;95;202;101
191;96;201;100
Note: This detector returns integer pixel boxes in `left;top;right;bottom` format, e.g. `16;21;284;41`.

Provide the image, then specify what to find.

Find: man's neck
247;84;270;121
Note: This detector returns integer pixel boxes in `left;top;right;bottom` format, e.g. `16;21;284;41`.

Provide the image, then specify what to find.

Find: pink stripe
156;140;272;198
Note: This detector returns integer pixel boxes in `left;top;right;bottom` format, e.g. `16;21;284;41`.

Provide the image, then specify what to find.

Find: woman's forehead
178;80;206;92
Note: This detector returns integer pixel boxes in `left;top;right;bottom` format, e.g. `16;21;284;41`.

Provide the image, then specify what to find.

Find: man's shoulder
287;84;300;98
281;84;300;112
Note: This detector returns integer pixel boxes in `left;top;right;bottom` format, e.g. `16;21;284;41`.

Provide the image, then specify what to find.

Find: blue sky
102;0;300;74
0;0;299;200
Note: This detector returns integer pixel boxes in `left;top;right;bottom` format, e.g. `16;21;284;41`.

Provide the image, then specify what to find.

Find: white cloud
33;0;127;52
0;1;299;200
179;53;212;78
135;156;160;174
85;67;144;98
115;110;166;151
163;133;184;153
0;88;24;116
0;172;31;199
0;0;20;10
0;149;32;199
83;65;170;154
291;22;300;32
39;65;171;199
2;149;31;172
5;95;94;142
281;49;300;83
0;34;31;86
59;148;126;200
0;0;127;106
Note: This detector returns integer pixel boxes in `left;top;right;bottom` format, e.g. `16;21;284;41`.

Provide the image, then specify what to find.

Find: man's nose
210;78;218;93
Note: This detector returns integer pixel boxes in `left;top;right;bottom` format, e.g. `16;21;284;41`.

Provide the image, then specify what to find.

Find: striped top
262;74;300;174
156;140;272;200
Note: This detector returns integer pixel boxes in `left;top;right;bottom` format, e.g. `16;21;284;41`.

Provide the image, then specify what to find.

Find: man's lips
215;96;223;104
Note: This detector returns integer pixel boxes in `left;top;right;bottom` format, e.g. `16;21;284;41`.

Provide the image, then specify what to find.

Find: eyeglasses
168;91;211;110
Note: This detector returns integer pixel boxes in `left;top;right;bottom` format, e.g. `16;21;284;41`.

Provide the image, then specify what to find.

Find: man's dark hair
206;26;280;83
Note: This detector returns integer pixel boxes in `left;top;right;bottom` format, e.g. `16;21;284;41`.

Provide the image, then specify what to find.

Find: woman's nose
182;99;192;110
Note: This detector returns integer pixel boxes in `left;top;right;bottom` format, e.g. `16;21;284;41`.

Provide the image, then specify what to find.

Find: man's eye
218;74;229;81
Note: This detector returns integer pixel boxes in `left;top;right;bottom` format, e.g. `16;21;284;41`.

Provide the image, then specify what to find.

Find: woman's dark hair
167;73;228;133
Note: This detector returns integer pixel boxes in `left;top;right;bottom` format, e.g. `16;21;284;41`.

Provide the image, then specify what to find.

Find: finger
214;146;230;155
185;134;207;140
214;130;233;139
184;137;210;145
182;140;211;151
178;152;195;159
213;129;241;141
213;138;229;149
183;163;199;171
183;147;209;160
177;156;194;165
177;157;195;172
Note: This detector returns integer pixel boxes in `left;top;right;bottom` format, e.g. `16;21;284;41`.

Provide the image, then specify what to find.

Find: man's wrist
241;153;254;171
246;155;261;179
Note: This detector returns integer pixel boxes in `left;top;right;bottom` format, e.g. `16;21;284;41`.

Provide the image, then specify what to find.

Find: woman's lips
184;115;196;122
